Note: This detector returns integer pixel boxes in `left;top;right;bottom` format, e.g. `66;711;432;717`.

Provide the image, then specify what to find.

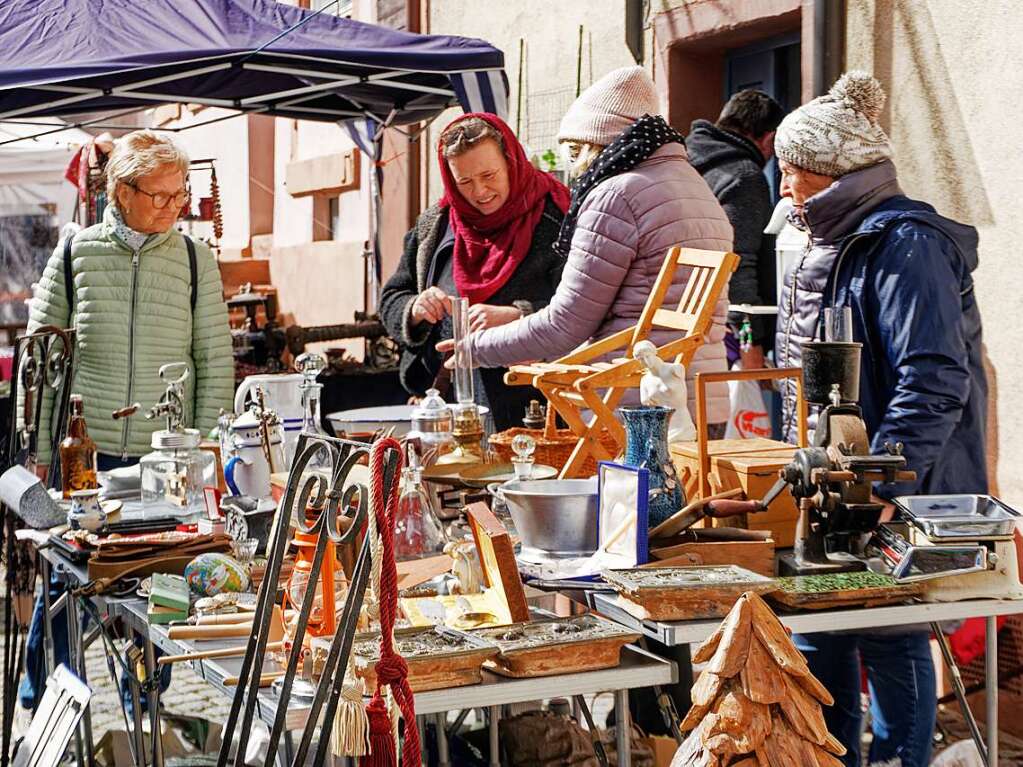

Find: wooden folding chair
505;247;739;478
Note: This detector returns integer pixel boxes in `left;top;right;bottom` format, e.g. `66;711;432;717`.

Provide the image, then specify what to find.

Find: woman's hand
468;304;522;332
410;287;451;325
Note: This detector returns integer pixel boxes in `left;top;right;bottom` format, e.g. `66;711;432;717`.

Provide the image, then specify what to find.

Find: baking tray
471;614;639;678
318;625;498;692
601;565;777;621
894;495;1020;539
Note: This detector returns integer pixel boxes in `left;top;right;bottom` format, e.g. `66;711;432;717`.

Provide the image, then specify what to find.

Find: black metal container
801;341;862;405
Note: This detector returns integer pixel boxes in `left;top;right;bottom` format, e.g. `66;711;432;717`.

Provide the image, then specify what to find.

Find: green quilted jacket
25;208;234;463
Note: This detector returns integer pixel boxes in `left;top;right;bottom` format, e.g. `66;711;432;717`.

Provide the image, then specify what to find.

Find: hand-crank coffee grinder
714;336;916;575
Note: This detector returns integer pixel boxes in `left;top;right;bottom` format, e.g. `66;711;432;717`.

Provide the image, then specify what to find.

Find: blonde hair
559;140;604;180
105;130;190;202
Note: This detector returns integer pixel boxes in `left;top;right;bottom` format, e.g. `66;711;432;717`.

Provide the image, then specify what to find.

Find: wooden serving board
484;632;638;678
356;648;497;692
767;575;923;611
472;615;640;678
614;585;769;622
603;565;777;621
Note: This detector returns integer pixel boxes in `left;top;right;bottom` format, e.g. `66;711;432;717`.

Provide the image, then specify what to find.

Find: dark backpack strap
63;235;74;311
184;235;198;312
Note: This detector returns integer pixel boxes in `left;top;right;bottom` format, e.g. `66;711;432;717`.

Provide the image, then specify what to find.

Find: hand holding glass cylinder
451;297;475;405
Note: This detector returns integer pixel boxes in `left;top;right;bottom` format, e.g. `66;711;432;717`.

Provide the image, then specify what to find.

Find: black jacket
378;197;565;430
686;119;776;348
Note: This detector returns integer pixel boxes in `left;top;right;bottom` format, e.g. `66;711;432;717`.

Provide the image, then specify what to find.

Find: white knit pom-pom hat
774;70;892;177
556;66;660;147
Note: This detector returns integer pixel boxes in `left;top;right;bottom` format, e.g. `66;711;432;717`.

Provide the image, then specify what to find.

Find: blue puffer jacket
828;197;987;498
777;161;987;499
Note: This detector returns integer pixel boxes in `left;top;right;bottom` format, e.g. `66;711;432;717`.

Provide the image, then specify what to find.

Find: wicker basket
488;406;620;476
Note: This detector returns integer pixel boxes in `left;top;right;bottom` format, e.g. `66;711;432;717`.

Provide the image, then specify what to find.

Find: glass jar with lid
139;363;217;519
141;427;216;519
407;388;454;465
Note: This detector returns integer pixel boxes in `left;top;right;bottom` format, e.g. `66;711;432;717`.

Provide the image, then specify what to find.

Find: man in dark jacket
687;89;784;367
774;72;987;767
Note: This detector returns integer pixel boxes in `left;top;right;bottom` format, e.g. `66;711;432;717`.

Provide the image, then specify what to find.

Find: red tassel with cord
364;696;397;767
360;438;421;767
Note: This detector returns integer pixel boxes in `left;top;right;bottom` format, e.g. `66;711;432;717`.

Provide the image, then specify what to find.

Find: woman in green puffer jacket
18;130;233;716
26;129;233;471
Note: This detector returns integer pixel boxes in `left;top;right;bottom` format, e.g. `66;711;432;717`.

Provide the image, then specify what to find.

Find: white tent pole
238;75;361;106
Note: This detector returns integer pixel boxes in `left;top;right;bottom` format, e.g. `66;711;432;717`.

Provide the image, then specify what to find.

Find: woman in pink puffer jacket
463;66;734;428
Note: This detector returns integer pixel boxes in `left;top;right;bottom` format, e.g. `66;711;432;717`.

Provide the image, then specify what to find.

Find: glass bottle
60;395;98;499
295;352;332;472
393;448;447;561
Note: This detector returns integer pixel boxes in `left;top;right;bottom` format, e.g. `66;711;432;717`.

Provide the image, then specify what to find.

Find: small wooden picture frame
466;502;530;624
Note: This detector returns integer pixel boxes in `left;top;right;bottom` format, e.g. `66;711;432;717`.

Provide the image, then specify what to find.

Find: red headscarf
438;113;570;305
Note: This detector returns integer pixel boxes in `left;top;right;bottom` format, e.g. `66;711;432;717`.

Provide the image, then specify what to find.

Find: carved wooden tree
670;591;848;767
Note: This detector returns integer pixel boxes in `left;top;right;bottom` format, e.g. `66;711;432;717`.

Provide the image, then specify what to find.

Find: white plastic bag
929;741;984;767
724;363;771;439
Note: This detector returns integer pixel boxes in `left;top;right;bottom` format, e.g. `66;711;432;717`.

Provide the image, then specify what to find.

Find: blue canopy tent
0;0;509;295
0;0;507;128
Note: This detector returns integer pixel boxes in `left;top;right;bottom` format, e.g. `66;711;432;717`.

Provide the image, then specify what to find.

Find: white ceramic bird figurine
633;340;697;443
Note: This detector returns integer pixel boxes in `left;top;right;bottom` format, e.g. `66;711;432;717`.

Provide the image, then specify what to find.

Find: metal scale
873;495;1023;600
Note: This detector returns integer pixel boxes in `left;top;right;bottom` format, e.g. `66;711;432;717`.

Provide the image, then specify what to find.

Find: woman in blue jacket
773;72;987;767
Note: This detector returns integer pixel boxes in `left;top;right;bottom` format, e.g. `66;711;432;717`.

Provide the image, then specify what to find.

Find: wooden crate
672;438;799;547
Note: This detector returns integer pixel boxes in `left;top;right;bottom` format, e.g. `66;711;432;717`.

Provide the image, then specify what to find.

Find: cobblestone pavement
0;598;232;759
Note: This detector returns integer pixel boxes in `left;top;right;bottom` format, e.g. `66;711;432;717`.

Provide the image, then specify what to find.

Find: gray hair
439;117;505;159
105;130;190;202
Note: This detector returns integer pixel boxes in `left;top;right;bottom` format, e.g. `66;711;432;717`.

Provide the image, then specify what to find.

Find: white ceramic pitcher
234;373;304;460
223;409;287;499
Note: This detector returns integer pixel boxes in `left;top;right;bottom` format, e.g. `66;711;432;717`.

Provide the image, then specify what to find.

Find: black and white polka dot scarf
554;113;685;256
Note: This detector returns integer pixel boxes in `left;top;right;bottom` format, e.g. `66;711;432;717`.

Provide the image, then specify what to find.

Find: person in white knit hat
775;72;987;767
441;65;736;442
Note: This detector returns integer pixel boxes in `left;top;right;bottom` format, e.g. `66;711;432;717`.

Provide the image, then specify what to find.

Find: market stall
1;5;1021;767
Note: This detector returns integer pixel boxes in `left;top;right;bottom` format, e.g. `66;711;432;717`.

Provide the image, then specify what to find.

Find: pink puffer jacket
468;143;734;424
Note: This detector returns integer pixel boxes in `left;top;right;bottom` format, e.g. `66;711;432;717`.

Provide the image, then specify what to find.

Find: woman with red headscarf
380;113;570;429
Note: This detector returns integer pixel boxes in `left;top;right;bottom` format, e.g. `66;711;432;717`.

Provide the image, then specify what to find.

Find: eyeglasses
127;182;191;210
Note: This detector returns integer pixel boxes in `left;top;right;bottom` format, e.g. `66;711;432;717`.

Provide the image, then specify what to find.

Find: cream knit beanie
557;66;660;146
774;71;892;177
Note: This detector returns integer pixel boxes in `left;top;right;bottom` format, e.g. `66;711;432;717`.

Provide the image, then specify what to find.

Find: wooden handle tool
158;641;285;666
223;671;282;687
649;488;745;539
169;605;283;641
193;612;258;626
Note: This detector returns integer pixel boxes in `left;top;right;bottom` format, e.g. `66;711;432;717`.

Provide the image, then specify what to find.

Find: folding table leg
986;616;998;766
614;689;631;767
488;705;500;767
142;634;164;767
435;713;450;767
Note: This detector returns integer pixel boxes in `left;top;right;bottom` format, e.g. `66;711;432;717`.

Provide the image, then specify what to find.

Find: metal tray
351;624;497;662
601;565;775;592
894;495;1021;539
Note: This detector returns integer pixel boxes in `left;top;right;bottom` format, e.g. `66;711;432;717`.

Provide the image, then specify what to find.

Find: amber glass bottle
60;395;98;499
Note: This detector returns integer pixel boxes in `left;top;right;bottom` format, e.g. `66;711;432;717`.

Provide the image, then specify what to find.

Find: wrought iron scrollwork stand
2;326;76;767
218;431;399;767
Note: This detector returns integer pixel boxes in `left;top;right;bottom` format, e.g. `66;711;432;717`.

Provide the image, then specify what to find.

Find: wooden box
649;530;776;577
671;438;799;547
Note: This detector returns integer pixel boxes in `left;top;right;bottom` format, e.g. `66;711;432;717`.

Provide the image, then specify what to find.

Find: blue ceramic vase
617;406;684;527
